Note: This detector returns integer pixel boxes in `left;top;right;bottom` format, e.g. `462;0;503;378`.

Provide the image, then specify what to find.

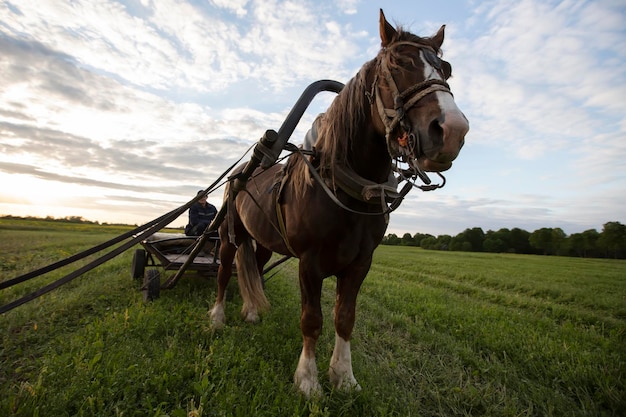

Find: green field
1;219;625;416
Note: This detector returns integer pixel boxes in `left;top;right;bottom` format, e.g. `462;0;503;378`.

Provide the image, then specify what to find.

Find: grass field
1;219;625;416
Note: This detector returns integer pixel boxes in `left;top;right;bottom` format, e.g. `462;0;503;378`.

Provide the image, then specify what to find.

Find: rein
256;46;455;247
0;155;244;315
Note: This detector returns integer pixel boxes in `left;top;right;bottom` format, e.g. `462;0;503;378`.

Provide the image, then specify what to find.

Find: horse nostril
438;111;468;153
427;119;444;150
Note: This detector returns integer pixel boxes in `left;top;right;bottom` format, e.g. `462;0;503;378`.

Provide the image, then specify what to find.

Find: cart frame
131;232;223;300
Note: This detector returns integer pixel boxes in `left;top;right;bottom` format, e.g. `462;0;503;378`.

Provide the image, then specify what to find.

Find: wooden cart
130;232;222;301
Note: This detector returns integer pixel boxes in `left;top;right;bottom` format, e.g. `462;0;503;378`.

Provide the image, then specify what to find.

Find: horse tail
236;236;270;321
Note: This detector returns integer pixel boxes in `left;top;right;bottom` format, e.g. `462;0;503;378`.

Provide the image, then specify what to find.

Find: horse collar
331;164;401;205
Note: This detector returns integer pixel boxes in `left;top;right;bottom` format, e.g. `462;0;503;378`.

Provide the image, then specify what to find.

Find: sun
0;172;93;219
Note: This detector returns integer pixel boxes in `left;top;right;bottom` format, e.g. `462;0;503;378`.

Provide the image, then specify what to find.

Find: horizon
2;214;619;239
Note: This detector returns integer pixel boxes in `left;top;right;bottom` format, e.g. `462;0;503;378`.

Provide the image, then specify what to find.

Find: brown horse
210;10;469;397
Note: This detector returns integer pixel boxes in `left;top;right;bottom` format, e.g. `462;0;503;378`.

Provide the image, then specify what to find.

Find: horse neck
346;121;392;184
341;70;392;184
319;65;392;184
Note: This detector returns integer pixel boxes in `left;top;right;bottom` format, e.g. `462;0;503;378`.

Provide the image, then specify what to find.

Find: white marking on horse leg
329;333;361;391
209;302;225;329
242;304;259;323
294;347;322;398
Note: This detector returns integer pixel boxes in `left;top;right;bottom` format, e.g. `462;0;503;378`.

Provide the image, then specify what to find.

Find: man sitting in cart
185;190;218;237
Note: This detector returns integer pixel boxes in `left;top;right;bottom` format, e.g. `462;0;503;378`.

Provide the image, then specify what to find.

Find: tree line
381;221;626;259
1;215;135;227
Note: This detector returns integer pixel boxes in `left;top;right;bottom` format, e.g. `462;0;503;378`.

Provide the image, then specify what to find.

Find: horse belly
288;201;388;272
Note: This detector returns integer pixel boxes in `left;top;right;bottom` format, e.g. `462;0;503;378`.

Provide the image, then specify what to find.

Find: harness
367;41;452;184
272;167;298;256
233;43;454;254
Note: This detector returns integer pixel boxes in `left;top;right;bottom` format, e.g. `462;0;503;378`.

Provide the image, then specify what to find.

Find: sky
1;0;625;237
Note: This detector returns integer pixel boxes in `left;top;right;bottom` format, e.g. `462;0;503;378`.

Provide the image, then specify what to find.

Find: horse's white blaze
420;50;443;81
419;50;467;129
294;348;321;398
209;302;225;329
329;333;361;391
436;90;465;117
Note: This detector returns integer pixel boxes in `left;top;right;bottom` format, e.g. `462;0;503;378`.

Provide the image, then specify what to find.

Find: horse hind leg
209;238;236;329
236;236;270;322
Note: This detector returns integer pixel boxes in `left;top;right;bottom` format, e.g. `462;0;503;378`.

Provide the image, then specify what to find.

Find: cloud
386;188;608;237
0;0;624;235
453;0;626;161
211;0;250;17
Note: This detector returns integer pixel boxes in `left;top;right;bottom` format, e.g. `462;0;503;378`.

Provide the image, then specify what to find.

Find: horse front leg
329;267;368;392
209;240;236;329
294;265;324;398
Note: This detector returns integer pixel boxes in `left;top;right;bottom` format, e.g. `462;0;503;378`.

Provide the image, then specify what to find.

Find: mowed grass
1;219;624;416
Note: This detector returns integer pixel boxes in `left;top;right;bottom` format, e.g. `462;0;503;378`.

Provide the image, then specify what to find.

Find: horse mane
287;26;436;196
286;61;373;197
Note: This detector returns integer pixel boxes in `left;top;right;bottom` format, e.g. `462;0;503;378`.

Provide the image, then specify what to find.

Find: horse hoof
209;306;225;329
295;379;322;399
243;310;259;323
334;381;361;392
330;375;361;393
211;319;225;330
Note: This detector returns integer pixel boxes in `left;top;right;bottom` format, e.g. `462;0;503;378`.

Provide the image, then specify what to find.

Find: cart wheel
131;249;146;280
143;269;161;302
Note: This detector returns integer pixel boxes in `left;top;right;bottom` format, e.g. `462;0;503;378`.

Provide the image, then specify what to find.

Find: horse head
372;10;469;177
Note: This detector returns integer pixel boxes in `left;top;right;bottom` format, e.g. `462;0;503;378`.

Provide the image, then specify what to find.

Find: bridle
367;41;452;185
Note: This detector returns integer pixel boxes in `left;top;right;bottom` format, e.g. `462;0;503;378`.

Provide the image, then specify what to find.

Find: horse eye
423;50;442;70
441;60;452;79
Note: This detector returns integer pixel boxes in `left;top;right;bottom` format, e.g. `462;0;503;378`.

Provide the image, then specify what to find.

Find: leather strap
273;171;298;257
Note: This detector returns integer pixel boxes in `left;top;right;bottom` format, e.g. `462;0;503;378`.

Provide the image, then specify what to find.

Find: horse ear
379;9;396;47
432;25;446;49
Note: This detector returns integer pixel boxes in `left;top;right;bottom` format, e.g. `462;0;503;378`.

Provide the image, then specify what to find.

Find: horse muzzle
414;156;453;172
417;108;469;172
